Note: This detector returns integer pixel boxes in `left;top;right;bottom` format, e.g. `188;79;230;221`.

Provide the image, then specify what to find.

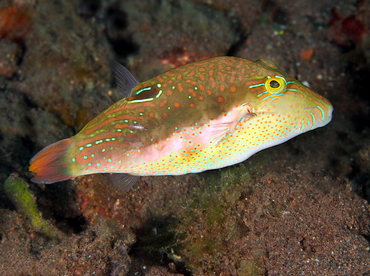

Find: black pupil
270;80;280;88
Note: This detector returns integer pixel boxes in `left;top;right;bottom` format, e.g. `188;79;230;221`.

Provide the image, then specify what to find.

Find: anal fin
106;173;141;192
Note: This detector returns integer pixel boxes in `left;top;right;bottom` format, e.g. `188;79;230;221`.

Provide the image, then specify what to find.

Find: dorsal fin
109;59;139;98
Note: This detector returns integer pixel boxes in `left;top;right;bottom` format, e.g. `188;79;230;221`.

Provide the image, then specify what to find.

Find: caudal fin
29;138;75;184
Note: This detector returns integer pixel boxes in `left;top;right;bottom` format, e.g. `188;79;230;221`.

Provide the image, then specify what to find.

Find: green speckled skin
30;57;333;184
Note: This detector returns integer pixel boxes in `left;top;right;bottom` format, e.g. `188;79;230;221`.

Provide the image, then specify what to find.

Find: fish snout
311;101;333;129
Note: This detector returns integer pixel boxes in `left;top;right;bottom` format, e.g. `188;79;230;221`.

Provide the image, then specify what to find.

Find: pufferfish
29;56;333;188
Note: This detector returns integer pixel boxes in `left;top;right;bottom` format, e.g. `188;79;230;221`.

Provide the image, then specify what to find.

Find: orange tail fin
29;138;75;184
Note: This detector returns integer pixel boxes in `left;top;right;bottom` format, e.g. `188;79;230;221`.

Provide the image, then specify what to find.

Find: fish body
29;57;333;184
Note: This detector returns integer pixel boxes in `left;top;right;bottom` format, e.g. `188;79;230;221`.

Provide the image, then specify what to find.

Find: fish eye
265;76;286;94
270;80;280;88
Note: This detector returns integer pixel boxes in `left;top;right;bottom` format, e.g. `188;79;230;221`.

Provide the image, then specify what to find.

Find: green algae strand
4;173;60;238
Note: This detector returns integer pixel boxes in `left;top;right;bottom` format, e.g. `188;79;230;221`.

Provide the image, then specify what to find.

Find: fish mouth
325;105;334;123
310;104;333;127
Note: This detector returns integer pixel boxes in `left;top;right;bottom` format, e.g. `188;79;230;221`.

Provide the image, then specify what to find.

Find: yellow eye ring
265;76;286;94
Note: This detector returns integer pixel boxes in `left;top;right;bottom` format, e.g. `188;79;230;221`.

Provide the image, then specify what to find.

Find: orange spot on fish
166;89;173;95
163;113;168;117
198;96;204;101
187;70;196;77
178;83;184;92
218;72;227;82
166;72;175;77
220;84;226;91
207;90;212;95
157;75;165;82
174;102;181;107
188;88;197;97
217;96;225;102
149;112;155;118
186;79;197;85
230;86;237;92
159;100;168;107
189;103;195;107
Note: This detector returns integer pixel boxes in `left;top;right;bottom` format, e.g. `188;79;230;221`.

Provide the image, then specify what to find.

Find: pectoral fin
211;103;256;146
